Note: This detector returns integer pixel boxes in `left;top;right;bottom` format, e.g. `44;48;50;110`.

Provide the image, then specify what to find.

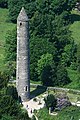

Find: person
26;105;28;109
31;109;32;114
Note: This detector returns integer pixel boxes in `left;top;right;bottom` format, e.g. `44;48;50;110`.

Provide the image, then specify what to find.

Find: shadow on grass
30;85;47;99
71;14;80;23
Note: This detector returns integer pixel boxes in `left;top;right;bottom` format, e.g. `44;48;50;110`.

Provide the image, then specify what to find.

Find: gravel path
22;97;45;118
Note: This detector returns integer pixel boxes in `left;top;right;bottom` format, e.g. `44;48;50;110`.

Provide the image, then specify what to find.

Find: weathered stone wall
16;7;30;101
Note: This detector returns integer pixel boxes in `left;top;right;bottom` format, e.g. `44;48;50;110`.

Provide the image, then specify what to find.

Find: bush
1;114;15;120
44;94;57;109
56;64;71;86
0;95;30;120
0;71;8;90
0;95;20;117
18;110;30;120
6;86;18;100
8;0;36;23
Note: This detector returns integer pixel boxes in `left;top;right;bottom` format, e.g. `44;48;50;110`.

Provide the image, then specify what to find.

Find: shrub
1;114;15;120
0;95;30;120
44;94;57;109
0;71;8;90
0;95;20;117
6;86;18;100
18;110;30;120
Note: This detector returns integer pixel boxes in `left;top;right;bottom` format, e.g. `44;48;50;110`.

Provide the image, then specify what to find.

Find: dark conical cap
17;7;28;21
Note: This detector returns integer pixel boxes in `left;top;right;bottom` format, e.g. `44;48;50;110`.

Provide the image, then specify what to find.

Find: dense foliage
0;95;20;117
44;94;57;109
30;36;56;81
5;28;17;78
0;71;8;90
6;86;18;100
0;0;80;120
0;90;30;120
8;0;36;23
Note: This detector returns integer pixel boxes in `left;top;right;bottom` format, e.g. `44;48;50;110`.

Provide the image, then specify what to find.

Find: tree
5;29;17;62
6;86;18;100
30;36;56;81
18;110;31;120
56;64;71;86
8;0;36;23
30;0;76;66
41;65;53;86
61;41;77;67
5;28;17;78
0;95;20;117
0;95;30;120
77;44;80;72
44;94;57;109
36;53;58;86
36;53;53;76
1;114;15;120
0;71;8;90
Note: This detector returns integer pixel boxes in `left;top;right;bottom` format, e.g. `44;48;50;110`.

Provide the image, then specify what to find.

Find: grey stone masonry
16;7;30;102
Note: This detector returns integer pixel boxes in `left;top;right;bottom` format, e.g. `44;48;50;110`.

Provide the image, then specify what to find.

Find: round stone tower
16;7;30;102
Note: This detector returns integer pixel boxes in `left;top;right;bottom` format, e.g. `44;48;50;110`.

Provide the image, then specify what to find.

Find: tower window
20;22;22;26
26;86;27;91
24;86;28;91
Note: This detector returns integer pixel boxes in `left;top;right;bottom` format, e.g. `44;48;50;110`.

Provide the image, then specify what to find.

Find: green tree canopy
0;71;8;90
0;95;30;120
8;0;36;23
5;28;17;78
56;64;71;86
30;36;56;81
36;53;54;86
36;53;53;76
44;94;57;109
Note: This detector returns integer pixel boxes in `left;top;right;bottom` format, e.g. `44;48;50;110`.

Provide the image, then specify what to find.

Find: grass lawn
66;10;80;90
36;106;80;120
65;68;80;90
70;10;80;45
30;80;41;85
0;8;16;71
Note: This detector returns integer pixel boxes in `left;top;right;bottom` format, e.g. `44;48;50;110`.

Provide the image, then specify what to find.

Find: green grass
0;8;16;71
67;92;80;102
30;80;41;85
65;68;80;90
37;106;80;120
66;10;80;90
70;10;80;44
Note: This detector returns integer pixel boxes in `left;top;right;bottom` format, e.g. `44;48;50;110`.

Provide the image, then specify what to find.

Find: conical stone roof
17;7;28;22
